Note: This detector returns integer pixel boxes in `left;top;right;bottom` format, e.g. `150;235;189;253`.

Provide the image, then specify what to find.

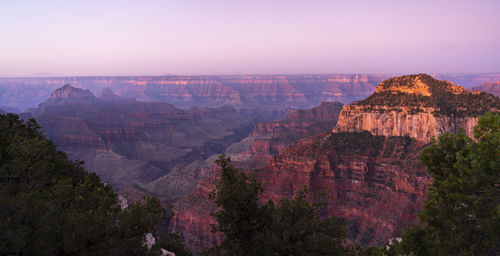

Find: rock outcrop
50;84;95;100
335;74;500;142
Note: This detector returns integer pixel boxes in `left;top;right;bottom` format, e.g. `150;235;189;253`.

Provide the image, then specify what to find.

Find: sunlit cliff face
334;74;500;142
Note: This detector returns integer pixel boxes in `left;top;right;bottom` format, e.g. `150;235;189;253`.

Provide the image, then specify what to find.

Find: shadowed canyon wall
23;85;267;190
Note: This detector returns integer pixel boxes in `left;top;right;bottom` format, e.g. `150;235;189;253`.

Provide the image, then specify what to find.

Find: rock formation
335;74;500;142
258;132;429;245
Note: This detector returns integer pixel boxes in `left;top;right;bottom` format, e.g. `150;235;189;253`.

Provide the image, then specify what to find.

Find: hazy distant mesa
1;73;500;112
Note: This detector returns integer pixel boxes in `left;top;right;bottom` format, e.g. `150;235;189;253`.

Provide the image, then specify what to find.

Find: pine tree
399;112;500;255
207;154;350;255
0;114;174;255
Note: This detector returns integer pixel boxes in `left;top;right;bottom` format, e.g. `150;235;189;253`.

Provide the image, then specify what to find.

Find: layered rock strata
335;74;500;142
24;85;263;189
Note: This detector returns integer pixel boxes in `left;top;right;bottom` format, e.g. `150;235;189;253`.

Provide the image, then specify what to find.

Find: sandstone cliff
334;74;500;142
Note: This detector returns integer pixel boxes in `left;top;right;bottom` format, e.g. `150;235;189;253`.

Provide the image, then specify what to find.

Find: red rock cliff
258;132;429;245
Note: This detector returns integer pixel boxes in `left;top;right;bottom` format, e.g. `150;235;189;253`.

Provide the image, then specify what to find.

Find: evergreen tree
207;154;350;255
398;112;500;255
207;154;273;255
0;114;187;255
270;188;348;255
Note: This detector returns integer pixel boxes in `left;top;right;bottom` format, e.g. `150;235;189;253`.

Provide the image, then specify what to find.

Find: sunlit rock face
334;74;500;142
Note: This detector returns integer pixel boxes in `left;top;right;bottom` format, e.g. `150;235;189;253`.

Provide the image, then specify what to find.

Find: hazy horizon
1;0;499;76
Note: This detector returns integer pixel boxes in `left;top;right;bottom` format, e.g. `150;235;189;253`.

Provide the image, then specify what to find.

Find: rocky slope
24;85;265;189
334;74;500;142
258;132;429;245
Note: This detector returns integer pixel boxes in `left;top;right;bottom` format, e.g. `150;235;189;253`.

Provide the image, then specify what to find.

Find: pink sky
1;0;499;76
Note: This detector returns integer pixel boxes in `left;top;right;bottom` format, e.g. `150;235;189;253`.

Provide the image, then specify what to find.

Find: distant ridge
470;81;500;98
50;84;95;100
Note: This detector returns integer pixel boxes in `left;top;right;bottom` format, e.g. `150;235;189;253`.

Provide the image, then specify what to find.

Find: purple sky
1;0;499;76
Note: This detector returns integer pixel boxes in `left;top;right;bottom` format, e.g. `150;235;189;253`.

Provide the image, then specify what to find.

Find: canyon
0;74;388;112
169;101;345;251
22;85;266;190
169;74;500;252
6;74;500;253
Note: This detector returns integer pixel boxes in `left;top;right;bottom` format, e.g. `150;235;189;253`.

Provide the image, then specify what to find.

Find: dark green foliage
0;114;173;255
269;188;348;256
397;112;500;255
328;131;385;157
207;154;273;255
206;154;350;255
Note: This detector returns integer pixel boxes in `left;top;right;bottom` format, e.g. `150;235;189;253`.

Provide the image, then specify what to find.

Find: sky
1;0;499;76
